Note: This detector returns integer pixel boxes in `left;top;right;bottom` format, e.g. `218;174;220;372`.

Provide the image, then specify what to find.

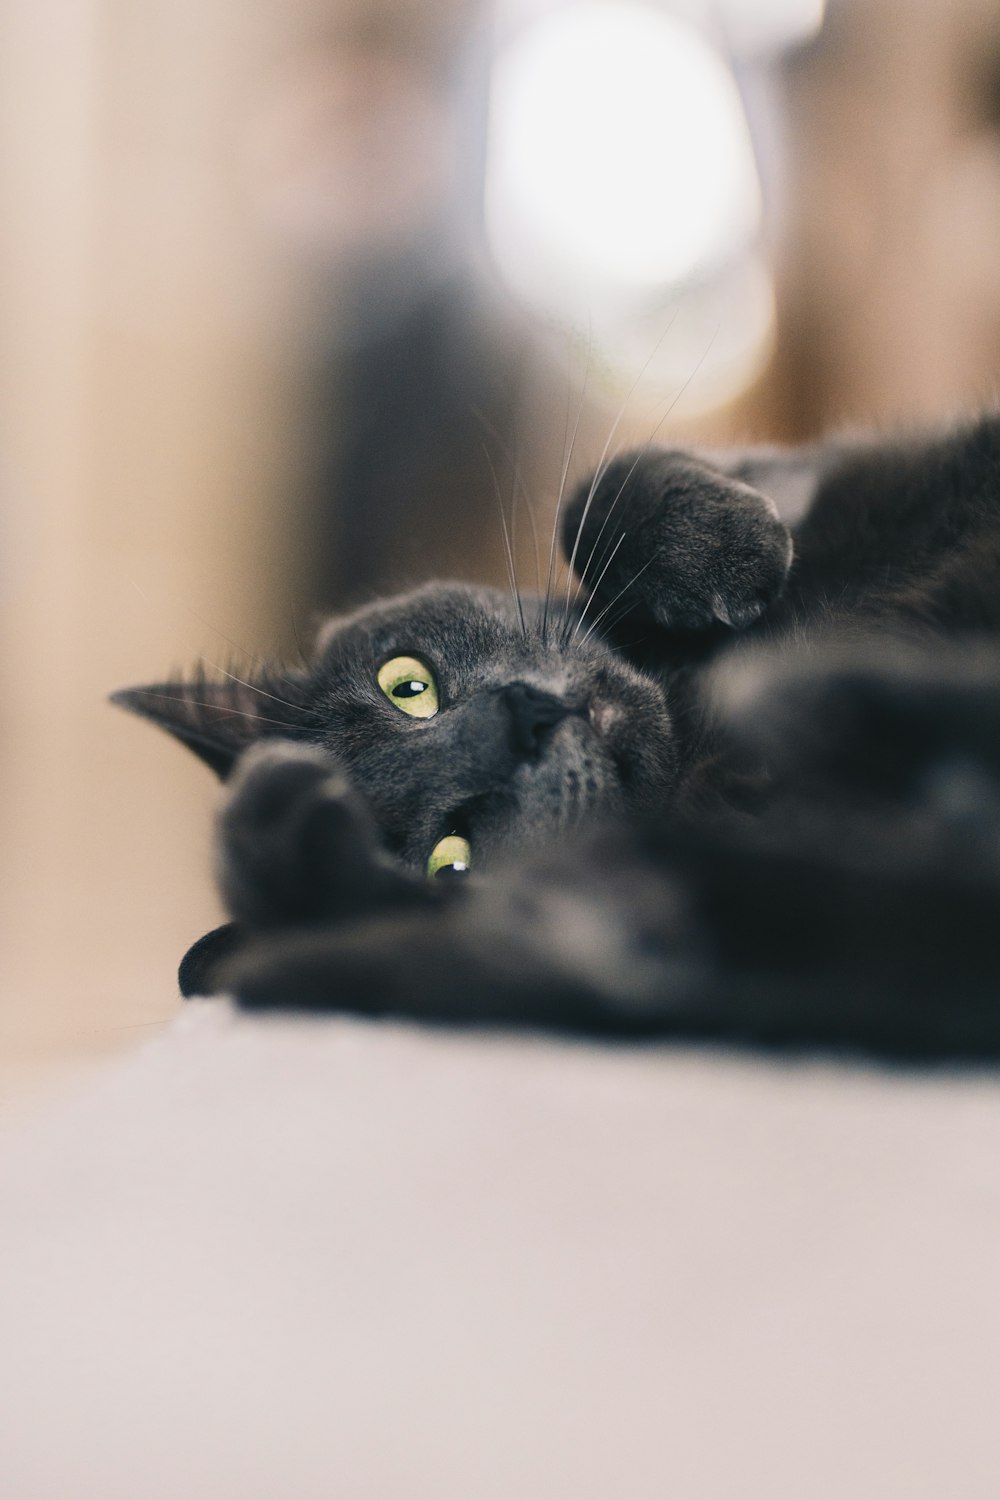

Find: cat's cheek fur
589;668;679;812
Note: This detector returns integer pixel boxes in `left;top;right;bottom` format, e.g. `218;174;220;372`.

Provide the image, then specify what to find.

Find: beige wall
0;0;307;1098
0;0;493;1106
753;0;1000;437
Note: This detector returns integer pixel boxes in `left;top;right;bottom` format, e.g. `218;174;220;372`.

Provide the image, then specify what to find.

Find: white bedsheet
1;999;998;1498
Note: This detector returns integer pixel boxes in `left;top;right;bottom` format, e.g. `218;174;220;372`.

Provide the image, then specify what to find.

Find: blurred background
3;0;1000;1103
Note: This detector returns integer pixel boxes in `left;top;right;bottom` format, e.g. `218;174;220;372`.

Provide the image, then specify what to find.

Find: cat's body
115;415;1000;1059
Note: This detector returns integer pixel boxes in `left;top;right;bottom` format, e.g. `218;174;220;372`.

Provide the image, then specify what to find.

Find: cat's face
114;582;677;873
301;584;677;869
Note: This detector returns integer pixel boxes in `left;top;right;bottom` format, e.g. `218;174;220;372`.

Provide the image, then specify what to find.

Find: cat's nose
502;682;571;758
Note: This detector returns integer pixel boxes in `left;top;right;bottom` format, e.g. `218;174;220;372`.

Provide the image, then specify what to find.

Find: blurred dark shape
261;0;1000;611
243;9;534;612
304;272;526;608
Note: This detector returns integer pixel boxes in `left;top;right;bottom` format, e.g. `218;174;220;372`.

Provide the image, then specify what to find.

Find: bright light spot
710;0;826;54
599;253;777;416
485;1;761;301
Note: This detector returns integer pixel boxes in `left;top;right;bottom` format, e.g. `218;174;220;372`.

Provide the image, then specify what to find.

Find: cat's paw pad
565;452;792;633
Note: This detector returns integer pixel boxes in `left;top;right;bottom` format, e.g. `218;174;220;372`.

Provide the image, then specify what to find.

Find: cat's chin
457;716;628;867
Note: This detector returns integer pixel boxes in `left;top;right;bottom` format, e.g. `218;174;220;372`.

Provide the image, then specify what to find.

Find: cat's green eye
427;834;471;878
377;655;439;719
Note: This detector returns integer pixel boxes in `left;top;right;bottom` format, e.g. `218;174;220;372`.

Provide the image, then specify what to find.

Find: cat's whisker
561;313;680;629
510;448;543;601
136;690;295;730
590;597;642;645
506;434;519;585
567;323;722;626
481;441;527;637
132;584;302;691
180;599;305;689
544;344;591;645
471;407;543;600
543;362;576;648
603;623;647;653
288;607;312;671
578;558;656;648
572;533;627;640
198;658;307;717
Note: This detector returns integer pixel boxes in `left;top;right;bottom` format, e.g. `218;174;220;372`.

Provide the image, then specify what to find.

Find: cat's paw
564;451;793;632
220;826;698;1031
218;741;430;928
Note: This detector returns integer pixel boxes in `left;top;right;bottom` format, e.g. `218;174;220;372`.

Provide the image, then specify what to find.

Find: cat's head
113;582;676;872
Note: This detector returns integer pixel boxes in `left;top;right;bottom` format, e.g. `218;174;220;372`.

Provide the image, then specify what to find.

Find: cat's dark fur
114;415;1000;1059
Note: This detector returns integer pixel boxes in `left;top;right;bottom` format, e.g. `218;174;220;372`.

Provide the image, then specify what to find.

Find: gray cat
115;417;1000;1059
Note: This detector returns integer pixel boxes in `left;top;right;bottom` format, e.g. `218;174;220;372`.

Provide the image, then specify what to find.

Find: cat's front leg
180;740;440;998
217;740;436;929
563;451;794;633
218;828;695;1031
218;804;1000;1060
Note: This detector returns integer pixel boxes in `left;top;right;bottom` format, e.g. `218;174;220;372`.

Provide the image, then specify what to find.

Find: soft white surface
1;1001;999;1498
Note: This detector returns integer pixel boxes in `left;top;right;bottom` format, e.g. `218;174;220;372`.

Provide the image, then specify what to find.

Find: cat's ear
110;671;309;779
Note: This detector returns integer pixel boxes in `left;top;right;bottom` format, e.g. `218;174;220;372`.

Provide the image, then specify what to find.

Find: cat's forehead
314;582;531;665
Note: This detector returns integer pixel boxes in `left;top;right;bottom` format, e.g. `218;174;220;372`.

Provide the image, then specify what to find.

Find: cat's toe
696;502;793;630
565;451;793;634
614;489;791;633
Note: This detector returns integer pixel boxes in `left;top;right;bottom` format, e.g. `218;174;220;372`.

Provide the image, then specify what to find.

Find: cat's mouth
429;719;621;873
408;681;664;876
